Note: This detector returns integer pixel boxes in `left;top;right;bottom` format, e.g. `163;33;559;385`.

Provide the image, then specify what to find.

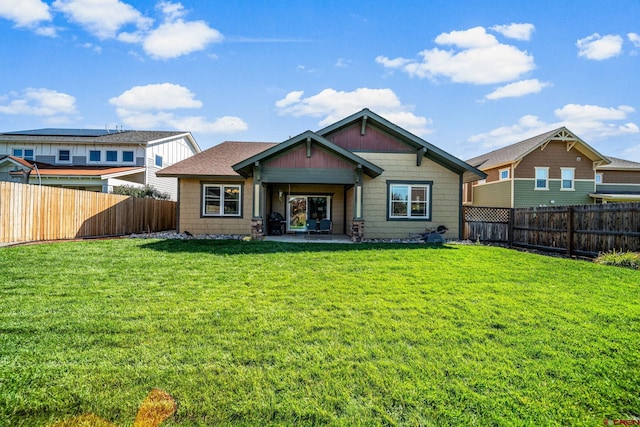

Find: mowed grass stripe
0;239;638;426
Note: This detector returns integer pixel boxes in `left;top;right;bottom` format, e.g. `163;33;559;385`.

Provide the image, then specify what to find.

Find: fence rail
0;182;176;244
463;203;640;257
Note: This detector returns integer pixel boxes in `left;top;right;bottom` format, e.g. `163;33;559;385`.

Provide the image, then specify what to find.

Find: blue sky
1;0;639;162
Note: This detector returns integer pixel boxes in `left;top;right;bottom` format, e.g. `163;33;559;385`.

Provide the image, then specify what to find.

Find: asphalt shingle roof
157;141;278;177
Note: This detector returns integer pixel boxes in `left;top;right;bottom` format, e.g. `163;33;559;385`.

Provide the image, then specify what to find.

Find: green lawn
0;239;638;426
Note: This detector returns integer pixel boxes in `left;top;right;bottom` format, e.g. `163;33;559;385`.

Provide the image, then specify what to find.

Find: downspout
458;174;464;240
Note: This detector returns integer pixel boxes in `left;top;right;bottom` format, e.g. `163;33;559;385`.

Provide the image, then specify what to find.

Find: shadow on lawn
139;239;459;255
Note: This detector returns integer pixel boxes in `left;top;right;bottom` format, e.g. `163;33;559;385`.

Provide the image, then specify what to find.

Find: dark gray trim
386;180;433;221
317;108;485;180
458;174;463;240
200;182;244;219
232;130;384;178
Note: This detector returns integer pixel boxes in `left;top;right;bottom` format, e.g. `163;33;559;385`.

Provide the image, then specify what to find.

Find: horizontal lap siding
177;178;252;235
358;152;461;239
513;180;593;207
473;180;511;207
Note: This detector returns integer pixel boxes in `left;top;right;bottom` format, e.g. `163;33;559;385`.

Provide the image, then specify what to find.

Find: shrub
112;184;170;200
594;250;640;270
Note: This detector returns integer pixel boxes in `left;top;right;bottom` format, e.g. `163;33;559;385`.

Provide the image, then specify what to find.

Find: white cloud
334;58;350;68
0;88;78;118
109;83;203;110
143;19;223;59
469;103;639;150
490;23;535;41
0;0;51;27
377;26;535;84
275;87;432;136
485;79;550;100
52;0;153;39
628;33;640;47
109;83;247;133
576;33;623;60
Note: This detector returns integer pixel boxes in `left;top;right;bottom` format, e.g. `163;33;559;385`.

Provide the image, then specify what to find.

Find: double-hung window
499;168;510;180
561;168;575;190
58;149;71;162
388;181;432;220
202;184;242;217
534;167;548;190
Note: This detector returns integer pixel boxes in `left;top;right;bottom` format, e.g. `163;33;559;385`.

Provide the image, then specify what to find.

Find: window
155;155;163;167
595;173;603;184
13;148;34;161
388;181;432;220
202;184;242;217
535;167;548;190
89;150;101;162
499;168;510;180
58;149;70;162
122;151;134;162
106;150;117;162
561;168;575;190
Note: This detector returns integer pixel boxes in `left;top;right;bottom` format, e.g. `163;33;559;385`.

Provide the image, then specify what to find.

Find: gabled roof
0;155;34;169
597;156;640;171
157;141;278;178
466;127;610;170
0;129;201;152
317;108;486;182
232;130;384;178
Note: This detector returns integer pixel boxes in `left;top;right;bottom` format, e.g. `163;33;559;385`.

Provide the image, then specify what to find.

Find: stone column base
251;219;264;241
351;220;364;242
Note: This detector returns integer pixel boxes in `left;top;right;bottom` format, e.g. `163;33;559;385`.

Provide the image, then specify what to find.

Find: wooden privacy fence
464;203;640;257
0;182;176;244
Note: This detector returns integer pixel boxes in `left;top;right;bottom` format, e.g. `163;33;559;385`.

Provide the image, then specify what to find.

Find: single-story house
158;109;485;241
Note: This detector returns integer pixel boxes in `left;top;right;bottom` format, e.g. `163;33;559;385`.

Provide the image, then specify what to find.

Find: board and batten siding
177;177;253;235
472;180;512;208
357;152;461;239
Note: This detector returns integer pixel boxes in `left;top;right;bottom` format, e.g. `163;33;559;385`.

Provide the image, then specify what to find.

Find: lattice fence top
464;206;510;223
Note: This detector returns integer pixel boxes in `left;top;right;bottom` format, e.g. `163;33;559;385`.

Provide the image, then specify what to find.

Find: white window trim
595;173;603;184
560;167;575;191
155;155;163;167
202;184;242;217
12;148;35;161
105;150;118;163
89;150;102;163
388;182;432;220
534;167;549;190
499;168;510;180
58;148;72;163
122;150;135;163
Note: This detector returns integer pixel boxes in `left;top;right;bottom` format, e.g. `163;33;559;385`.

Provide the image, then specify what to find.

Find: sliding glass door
287;195;331;232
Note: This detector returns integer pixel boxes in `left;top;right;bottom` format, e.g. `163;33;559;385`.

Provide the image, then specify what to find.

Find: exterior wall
177;177;253;235
0;142;145;166
325;123;413;152
358;152;461;239
600;170;640;184
596;183;640;193
514;141;595;179
472;180;512;207
513;179;594;207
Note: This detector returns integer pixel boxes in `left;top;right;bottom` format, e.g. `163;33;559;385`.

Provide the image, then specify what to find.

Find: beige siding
472;180;512;207
177;177;253;235
358;152;461;239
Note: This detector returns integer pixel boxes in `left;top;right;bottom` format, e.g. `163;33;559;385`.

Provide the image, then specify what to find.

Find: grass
595;250;640;270
0;239;639;426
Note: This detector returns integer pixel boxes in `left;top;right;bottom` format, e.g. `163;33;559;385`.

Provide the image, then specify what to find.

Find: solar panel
2;128;118;137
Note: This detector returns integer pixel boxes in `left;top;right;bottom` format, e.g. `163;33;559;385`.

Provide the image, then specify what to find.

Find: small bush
112;184;170;200
594;250;640;270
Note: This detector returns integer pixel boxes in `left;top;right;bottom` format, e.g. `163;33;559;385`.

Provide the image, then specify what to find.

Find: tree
112;184;171;200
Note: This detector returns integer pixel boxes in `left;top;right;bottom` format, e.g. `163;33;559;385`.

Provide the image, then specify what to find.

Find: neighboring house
592;156;640;203
158;109;485;240
0;128;201;200
463;127;629;208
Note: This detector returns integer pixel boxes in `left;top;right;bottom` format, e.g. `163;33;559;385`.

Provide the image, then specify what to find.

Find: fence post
508;208;514;248
567;206;574;257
